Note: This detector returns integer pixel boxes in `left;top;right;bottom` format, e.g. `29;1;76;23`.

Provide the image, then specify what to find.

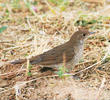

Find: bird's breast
72;45;84;64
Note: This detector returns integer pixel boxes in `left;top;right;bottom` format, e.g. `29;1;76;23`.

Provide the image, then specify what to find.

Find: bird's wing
30;42;75;65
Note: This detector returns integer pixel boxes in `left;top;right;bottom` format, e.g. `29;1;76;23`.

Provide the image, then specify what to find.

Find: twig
3;44;31;51
26;16;34;32
0;69;26;76
34;34;37;53
26;59;29;76
0;40;13;43
95;77;106;100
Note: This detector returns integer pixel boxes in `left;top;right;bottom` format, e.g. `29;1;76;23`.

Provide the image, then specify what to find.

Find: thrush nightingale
11;28;94;71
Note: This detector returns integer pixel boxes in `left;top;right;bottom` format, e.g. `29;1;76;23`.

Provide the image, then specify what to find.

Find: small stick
26;59;30;76
63;52;66;73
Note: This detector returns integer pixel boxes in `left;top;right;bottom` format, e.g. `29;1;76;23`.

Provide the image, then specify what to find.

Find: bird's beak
90;32;95;34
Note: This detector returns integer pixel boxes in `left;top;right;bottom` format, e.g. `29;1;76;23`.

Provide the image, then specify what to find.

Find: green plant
56;66;68;78
23;0;37;15
102;57;110;64
48;0;69;11
11;0;21;9
0;26;7;33
27;63;33;76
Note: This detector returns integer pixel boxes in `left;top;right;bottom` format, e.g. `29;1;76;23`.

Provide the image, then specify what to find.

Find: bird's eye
83;34;86;36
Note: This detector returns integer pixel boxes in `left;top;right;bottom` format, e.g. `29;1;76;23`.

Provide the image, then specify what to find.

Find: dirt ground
0;0;110;100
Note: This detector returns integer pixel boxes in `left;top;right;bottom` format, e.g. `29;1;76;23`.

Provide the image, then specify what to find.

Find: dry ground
0;0;110;100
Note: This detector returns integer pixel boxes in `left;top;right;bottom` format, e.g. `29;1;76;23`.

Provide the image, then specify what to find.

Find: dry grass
0;0;110;100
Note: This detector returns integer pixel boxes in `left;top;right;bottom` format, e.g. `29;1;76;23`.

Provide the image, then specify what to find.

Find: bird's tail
10;59;26;64
10;55;41;65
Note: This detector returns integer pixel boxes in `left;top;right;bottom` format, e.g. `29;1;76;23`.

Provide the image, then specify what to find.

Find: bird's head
70;28;94;43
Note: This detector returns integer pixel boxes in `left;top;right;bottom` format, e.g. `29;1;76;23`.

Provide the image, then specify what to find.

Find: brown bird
11;28;94;71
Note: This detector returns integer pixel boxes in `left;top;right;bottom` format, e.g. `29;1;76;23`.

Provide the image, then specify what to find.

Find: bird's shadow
40;67;57;73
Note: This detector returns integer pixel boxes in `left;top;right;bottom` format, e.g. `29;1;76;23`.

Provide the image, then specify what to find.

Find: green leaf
80;14;88;18
56;70;64;78
0;26;7;33
88;20;97;24
104;16;110;20
27;71;32;76
24;53;29;57
56;66;69;78
32;1;37;5
75;20;88;26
